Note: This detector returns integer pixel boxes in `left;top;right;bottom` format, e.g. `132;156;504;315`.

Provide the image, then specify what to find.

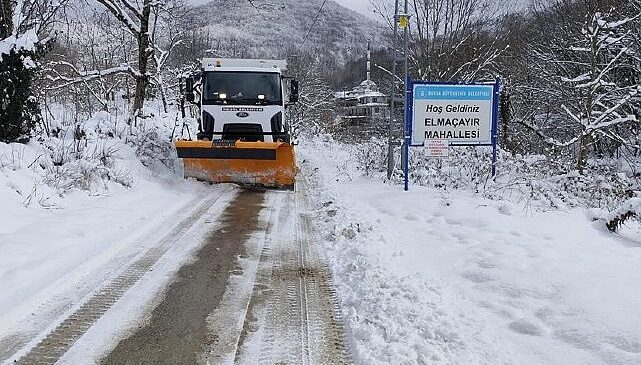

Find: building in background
334;43;387;125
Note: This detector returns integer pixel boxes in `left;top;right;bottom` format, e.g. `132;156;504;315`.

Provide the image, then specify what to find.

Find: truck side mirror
185;77;195;103
289;79;299;103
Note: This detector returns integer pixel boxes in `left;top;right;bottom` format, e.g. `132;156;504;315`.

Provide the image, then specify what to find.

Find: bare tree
95;0;154;118
287;51;335;134
526;1;640;171
41;6;138;115
412;0;506;81
373;0;508;82
41;0;192;122
149;0;191;113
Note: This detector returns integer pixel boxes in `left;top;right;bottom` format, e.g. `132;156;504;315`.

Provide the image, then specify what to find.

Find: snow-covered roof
202;58;287;71
359;102;387;107
335;90;386;99
357;91;386;98
335;78;386;100
358;79;378;91
203;67;282;74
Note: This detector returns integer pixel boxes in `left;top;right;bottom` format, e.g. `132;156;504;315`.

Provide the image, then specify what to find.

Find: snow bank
299;136;641;364
601;197;641;231
0;28;38;66
0;103;208;355
341;135;635;211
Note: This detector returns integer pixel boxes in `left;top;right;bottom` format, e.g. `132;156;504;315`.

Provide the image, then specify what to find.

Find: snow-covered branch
44;61;139;89
95;0;142;36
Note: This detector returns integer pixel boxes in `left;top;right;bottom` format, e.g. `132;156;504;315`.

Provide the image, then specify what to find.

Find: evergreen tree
0;0;42;143
0;48;41;143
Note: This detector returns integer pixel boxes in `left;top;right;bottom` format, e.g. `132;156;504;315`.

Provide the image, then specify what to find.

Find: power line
297;0;329;52
247;0;268;21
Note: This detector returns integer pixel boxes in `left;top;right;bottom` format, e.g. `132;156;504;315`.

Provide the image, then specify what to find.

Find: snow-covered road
63;186;349;365
4;135;641;365
2;178;350;364
225;184;350;365
1;180;237;364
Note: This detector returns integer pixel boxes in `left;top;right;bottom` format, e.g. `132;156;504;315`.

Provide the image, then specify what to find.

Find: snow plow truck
176;58;299;189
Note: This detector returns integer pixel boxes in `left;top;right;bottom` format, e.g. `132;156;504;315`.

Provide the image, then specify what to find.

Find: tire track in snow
226;182;352;365
7;188;233;365
102;190;263;365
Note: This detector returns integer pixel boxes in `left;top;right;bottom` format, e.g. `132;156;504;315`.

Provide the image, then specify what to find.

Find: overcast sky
333;0;377;20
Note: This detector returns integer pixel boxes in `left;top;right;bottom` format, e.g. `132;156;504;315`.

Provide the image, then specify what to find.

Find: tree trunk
0;0;13;39
577;14;598;174
576;131;591;172
132;0;152;116
158;74;168;113
500;87;511;150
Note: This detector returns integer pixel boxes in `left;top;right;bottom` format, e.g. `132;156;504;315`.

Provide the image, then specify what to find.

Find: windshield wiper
204;99;226;104
230;98;280;106
204;98;280;106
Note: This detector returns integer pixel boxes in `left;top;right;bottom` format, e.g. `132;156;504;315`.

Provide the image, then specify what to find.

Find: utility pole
386;0;400;179
401;0;410;191
386;0;410;180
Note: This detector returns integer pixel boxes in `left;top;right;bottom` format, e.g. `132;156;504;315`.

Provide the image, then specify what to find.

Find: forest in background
1;0;641;218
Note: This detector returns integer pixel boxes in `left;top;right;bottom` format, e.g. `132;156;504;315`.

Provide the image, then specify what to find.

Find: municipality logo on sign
414;86;492;100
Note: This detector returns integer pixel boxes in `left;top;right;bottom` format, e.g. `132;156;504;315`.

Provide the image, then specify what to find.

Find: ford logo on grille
236;112;249;118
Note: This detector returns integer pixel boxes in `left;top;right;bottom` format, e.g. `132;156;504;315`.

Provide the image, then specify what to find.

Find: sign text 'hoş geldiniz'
411;84;495;146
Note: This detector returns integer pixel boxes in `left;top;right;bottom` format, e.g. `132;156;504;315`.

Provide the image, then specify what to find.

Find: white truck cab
185;58;299;143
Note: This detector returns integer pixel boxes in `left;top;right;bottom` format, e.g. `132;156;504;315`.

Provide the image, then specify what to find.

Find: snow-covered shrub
593;197;641;232
0;100;188;205
332;136;637;210
19;102;186;196
43;137;132;193
354;137;388;177
0;141;37;170
604;200;639;232
128;123;177;174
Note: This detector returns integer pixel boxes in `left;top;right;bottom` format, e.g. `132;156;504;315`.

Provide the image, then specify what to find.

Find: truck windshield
203;72;282;105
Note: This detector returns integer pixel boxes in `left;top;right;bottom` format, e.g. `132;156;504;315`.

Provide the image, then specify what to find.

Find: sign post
403;80;500;191
491;79;500;177
403;73;411;191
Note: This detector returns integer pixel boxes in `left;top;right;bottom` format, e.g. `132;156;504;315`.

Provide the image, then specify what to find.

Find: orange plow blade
175;140;296;189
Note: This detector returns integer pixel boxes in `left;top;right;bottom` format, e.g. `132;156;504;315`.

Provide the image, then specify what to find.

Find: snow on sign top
202;58;287;71
411;83;496;146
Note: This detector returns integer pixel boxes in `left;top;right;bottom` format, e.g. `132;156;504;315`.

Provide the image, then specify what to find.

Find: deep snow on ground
3;112;641;364
299;136;641;365
55;186;237;365
0;159;205;333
